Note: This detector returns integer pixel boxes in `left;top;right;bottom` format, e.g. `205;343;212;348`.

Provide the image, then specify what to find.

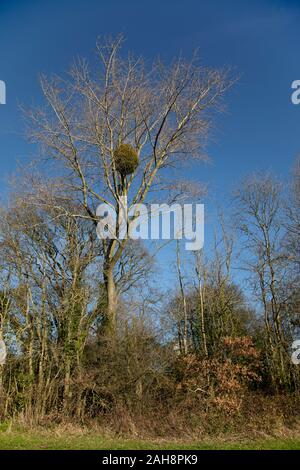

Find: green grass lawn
0;432;300;450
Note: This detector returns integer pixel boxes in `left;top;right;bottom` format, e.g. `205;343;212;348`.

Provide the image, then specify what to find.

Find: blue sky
0;0;299;286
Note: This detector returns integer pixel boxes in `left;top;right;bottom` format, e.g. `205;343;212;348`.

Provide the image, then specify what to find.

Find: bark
176;243;188;355
103;261;117;337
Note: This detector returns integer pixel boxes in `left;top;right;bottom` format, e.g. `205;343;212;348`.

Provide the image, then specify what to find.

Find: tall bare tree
25;36;231;336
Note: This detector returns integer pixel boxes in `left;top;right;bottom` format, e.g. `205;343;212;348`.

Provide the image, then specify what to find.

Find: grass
0;432;300;450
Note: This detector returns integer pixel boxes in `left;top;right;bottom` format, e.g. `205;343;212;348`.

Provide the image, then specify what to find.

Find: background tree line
0;37;299;435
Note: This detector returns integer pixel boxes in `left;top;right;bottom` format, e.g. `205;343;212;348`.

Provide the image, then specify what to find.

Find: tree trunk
176;242;188;355
104;262;117;337
63;358;72;412
198;281;208;358
0;365;4;419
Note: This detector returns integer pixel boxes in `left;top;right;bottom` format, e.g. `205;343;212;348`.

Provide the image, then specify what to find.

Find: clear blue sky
0;0;299;285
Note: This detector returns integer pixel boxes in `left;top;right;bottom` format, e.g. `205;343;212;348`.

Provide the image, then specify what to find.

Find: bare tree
285;157;300;270
176;241;189;354
234;174;294;388
24;36;231;336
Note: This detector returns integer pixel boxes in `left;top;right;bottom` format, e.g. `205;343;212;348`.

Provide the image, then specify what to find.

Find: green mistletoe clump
114;143;139;176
